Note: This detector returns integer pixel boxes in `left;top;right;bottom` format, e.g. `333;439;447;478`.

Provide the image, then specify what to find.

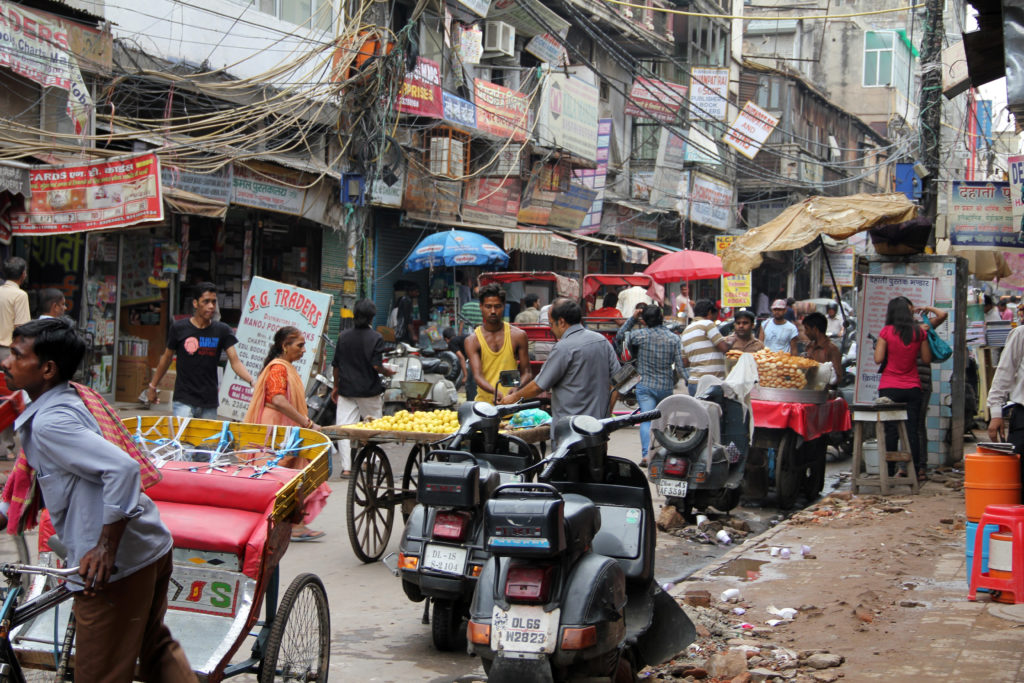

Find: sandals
291;530;326;542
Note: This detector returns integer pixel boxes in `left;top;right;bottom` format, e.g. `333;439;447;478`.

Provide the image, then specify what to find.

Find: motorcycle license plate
423;544;467;575
491;605;559;654
658;479;688;498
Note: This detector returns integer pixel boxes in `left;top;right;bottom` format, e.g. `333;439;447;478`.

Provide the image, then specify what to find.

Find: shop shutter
373;222;416;329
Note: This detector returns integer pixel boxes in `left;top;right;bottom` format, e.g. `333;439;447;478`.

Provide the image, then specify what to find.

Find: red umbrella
643;250;728;283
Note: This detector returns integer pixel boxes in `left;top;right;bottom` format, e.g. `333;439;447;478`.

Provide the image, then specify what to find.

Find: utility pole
918;0;943;246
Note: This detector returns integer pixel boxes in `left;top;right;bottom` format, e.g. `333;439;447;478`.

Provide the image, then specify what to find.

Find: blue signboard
442;91;476;129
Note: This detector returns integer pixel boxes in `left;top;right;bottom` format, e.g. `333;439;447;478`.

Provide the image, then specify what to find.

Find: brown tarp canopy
722;193;918;274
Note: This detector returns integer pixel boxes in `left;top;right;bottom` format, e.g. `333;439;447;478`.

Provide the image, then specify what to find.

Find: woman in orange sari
245;326;330;541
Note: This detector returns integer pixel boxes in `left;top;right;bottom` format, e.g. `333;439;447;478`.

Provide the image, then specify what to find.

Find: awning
163;186;228;219
605;197;671;214
503;228;577;261
619;237;681;255
0;161;31;197
554;230;648;265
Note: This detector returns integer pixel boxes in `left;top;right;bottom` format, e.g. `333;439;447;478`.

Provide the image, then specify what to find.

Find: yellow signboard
715;236;751;307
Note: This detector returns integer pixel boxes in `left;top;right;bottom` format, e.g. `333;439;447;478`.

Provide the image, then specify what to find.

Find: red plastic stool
968;504;1024;603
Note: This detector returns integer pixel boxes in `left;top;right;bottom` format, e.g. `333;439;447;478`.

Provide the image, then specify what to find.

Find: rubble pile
657;506;754;545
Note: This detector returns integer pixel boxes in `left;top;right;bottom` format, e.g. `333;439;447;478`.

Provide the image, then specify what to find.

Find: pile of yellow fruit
348;409;460;434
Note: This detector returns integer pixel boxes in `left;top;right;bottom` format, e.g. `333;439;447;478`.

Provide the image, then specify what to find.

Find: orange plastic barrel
965;451;1022;522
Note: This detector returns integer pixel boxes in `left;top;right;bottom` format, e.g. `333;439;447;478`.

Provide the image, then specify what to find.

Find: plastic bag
509;408;551;429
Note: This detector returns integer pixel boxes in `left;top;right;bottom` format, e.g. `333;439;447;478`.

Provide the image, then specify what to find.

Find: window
756;76;783;111
233;0;333;32
863;30;913;98
631;119;661;161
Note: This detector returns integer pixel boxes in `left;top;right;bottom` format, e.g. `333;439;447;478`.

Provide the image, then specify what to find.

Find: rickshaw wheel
346;445;396;563
774;432;801;509
258;572;330;683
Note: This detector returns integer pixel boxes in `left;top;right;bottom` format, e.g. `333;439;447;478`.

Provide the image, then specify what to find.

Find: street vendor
801;312;843;386
760;299;799;354
465;284;532;404
723;308;763;353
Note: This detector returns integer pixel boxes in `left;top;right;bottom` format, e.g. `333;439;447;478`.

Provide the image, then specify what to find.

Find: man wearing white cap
759;299;799;354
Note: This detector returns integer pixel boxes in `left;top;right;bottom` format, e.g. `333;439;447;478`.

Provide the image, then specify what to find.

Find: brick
684;589;712;608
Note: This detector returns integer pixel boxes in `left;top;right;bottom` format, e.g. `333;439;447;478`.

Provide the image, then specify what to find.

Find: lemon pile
350;409;460;434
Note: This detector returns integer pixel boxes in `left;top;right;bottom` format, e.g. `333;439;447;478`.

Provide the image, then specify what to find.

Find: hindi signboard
161;165;233;203
549;183;598;230
12;153;163;236
525;33;567;65
723;101;779;159
442;91;477;129
688;173;733;231
1009;154;1024;235
948;181;1021;249
474;79;530;142
854;274;936;404
462;177;521;228
716;236;751;307
232;163;306;216
396;57;443;119
690;67;729;120
573;117;611;235
823;246;855;287
624;77;688;123
218;277;332;420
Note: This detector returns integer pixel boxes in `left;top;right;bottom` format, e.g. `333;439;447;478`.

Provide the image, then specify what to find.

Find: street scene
0;0;1023;681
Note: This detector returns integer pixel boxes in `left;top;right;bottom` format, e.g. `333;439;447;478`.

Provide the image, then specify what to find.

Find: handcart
13;416;333;683
322;422;551;564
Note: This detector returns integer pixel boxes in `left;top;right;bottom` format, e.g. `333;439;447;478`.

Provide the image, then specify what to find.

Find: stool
968;504;1024;603
850;403;918;495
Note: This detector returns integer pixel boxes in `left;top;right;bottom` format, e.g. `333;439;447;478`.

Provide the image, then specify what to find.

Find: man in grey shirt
0;318;194;682
500;298;620;425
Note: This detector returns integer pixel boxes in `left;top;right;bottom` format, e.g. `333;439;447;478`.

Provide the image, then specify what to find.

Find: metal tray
750;386;829;404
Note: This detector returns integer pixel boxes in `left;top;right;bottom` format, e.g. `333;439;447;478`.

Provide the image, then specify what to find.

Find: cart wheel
774;432;801;509
801;440;827;500
401;444;427;521
258;573;330;683
346;445;396;563
431;599;467;651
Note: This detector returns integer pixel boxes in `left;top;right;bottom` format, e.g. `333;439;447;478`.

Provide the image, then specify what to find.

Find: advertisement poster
716;236;751;307
462;177;521;227
232;163;306;216
854;274;935;404
690;67;729;120
474;79;530;142
1007;154;1024;233
689;173;733;231
27;233;85;315
573;117;611;235
161;165;233;203
823;246;855;287
219;277;332;420
537;71;599;161
624;77;688;123
723;101;780;159
12;153;163;236
948;181;1021;249
396;57;443;118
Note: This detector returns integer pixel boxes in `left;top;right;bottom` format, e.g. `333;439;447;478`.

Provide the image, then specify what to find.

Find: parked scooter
649;388;750;517
468;410;696;682
395;400;543;650
383;342;460;413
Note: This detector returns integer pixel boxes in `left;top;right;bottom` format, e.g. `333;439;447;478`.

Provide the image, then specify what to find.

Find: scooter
649;388;750;517
468;410;696;682
395;400;543;651
383;342;460;413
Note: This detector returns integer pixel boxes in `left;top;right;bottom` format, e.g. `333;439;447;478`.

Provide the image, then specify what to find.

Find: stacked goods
345;409;460;434
751;349;819;389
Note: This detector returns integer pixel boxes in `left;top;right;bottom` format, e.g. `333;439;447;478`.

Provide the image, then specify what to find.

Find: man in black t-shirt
147;283;254;418
393;285;419;345
443;326;475;401
333;299;396;477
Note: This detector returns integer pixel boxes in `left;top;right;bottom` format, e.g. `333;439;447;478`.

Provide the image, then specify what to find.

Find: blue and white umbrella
404;229;509;272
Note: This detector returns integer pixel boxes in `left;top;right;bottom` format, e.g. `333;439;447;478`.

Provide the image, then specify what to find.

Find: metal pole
818;235;849;327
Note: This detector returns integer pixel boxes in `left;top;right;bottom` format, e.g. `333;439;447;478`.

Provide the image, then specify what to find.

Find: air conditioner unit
484;21;515;58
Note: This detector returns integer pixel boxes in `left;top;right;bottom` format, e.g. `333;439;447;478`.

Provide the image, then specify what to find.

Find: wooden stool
850;402;919;495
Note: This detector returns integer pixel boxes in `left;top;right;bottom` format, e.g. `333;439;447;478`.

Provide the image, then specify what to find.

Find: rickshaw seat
156;502;265;557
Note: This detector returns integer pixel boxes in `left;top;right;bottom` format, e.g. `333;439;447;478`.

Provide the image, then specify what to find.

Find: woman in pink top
874;297;931;481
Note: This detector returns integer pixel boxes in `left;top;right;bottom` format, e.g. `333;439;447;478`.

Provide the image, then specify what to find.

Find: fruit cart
322;412;551;564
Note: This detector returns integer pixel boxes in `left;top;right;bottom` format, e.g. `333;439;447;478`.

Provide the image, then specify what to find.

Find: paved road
259;427;847;682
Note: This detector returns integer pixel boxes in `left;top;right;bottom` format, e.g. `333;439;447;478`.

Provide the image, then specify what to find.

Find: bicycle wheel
258;573;330;683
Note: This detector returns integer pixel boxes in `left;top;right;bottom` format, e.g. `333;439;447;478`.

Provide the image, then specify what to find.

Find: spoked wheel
259;573;330;683
431;599;466;651
401;444;427;521
774;432;801;509
346;445;396;563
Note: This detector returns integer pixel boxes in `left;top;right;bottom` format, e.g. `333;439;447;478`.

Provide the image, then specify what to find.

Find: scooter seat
563;493;601;552
477;461;502;501
421;357;443;373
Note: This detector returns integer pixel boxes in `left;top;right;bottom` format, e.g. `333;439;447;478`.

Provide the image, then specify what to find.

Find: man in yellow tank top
464;283;532;404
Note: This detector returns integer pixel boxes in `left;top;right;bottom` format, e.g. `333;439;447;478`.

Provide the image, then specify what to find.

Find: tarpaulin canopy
722;193;919;274
163;186;228;219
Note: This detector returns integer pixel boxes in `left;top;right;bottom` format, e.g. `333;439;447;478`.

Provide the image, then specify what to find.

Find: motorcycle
305;373;337;426
649;387;750;517
395;400;543;651
467;410;696;682
383;342;461;414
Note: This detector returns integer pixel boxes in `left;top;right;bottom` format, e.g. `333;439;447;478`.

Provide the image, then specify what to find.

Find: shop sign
27;233;85;315
684;125;722;165
219;276;332;421
462;177;521;228
549;183;598;230
716;235;750;307
690;67;729;120
600;203;656;240
573;117;611;235
650;129;685;210
474;79;530;142
1009;154;1024;232
823;246;855;287
519;162;566;225
0;162;29;196
0;0;99;133
723;101;779;159
525;33;567;65
537;70;599;161
456;24;482;65
370;162;405;208
403;166;461;221
632;171;653;200
396;57;443;118
442;91;477;129
624;77;688;123
161;165;232;204
489;0;569;38
948;180;1021;248
232;163;306;216
11;153;163;236
457;0;490;18
689;173;733;231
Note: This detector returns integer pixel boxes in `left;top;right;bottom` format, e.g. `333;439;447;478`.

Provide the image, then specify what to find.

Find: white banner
690;67;729;120
689;172;733;231
723;101;779;159
219;277;332;420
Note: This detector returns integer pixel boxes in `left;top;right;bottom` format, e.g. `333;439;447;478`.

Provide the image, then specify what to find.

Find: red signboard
463;177;521;227
12;153;164;236
624;77;688;123
474;79;530;142
396;57;443;118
